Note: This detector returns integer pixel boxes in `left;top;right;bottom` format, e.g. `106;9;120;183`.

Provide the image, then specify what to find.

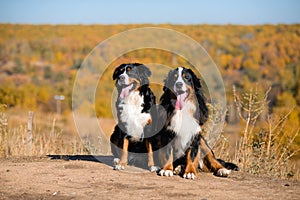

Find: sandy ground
0;156;299;200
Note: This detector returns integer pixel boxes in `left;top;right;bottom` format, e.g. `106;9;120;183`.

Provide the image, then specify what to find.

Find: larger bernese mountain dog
158;66;238;179
110;63;159;172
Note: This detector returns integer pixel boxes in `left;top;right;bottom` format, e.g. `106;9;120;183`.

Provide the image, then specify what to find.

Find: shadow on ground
47;154;154;173
47;155;114;167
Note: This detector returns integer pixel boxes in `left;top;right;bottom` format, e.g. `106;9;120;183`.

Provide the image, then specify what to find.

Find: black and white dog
158;67;238;179
110;63;159;172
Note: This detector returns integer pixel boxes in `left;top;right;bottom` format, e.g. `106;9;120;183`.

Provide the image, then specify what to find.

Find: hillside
0;24;299;180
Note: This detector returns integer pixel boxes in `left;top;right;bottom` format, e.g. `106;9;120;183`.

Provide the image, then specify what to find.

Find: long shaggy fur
110;63;158;170
158;67;238;179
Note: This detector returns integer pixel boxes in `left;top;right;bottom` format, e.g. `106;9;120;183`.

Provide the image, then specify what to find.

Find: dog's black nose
175;82;183;88
119;75;125;81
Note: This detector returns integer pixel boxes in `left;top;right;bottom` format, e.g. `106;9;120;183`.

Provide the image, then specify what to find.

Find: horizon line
1;22;300;26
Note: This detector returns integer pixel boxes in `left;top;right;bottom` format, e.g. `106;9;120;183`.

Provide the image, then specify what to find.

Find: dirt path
0;156;299;200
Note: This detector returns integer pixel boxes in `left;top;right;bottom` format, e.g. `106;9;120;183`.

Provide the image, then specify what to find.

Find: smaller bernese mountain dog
158;67;238;179
110;63;159;172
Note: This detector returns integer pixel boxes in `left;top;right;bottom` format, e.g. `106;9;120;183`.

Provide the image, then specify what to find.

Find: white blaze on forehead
118;66;130;86
174;67;187;92
177;67;184;82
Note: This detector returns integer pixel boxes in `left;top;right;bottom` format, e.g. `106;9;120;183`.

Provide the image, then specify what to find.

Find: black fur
187;69;209;125
158;67;238;176
160;67;208;126
158;67;209;144
217;159;239;171
110;63;158;168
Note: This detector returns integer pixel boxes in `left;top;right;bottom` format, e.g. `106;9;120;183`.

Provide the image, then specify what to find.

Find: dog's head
113;63;151;99
163;66;208;124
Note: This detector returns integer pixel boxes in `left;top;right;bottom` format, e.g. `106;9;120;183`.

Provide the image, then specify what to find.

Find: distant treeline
0;24;299;122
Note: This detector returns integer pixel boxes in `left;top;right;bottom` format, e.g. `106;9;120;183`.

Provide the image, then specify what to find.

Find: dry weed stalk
232;86;299;179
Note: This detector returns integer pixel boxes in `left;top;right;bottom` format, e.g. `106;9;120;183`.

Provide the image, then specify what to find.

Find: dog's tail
217;158;239;171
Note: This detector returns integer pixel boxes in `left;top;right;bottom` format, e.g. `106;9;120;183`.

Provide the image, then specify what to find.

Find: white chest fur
167;101;201;159
118;91;151;139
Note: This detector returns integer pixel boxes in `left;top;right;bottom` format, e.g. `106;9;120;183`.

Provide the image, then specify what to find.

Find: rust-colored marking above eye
182;73;186;78
174;73;178;78
127;67;131;71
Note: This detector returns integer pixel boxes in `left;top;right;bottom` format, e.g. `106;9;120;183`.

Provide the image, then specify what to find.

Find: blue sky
0;0;299;25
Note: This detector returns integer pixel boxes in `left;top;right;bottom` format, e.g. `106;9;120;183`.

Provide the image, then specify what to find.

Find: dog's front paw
159;169;173;177
173;165;183;175
149;166;160;173
113;158;126;170
113;158;120;165
214;168;231;177
183;163;197;180
113;164;125;170
183;172;196;180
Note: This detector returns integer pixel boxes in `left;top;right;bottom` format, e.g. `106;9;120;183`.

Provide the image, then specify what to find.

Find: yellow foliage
220;54;233;67
277;92;296;107
55;51;63;63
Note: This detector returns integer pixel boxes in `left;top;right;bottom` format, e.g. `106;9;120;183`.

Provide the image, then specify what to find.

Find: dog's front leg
146;139;160;172
145;139;154;171
182;135;201;180
114;138;129;170
159;146;174;177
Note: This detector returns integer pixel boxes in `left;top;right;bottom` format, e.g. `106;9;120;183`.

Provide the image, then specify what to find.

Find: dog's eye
183;73;190;80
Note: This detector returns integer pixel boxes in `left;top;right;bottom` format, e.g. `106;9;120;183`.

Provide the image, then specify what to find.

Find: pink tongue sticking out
175;92;187;110
120;84;133;99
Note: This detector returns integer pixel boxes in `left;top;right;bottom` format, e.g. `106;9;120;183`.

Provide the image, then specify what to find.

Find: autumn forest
0;24;299;153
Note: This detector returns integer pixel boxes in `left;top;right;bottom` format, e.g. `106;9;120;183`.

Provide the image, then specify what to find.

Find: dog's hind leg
199;135;231;177
217;158;239;171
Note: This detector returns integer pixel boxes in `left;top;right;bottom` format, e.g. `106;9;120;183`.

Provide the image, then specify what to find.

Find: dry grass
0;105;116;158
0;106;88;158
214;86;299;180
1;86;299;180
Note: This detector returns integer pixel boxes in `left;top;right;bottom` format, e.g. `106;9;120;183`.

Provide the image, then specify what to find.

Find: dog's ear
187;69;202;91
187;69;209;125
163;70;174;92
134;63;151;85
113;64;126;80
135;63;151;78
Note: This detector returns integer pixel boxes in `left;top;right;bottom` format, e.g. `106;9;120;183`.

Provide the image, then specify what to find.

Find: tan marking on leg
119;138;129;168
145;139;154;168
161;147;173;169
163;163;173;171
184;148;198;178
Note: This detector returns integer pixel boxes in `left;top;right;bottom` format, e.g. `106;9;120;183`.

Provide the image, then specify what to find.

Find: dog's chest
118;91;151;139
168;101;201;158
